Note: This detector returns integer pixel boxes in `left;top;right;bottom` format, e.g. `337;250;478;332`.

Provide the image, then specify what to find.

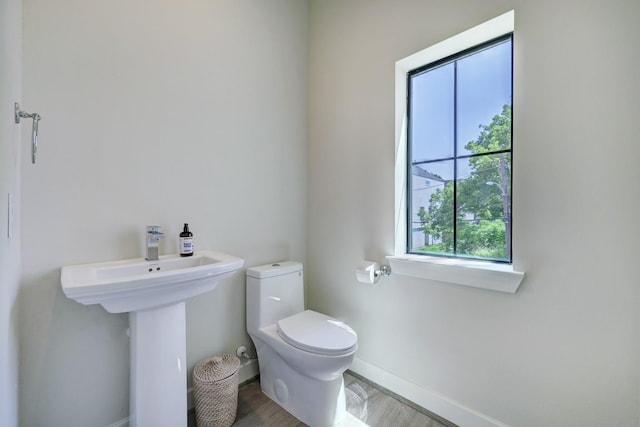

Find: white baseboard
108;359;259;427
237;358;260;383
110;358;502;427
350;357;508;427
107;418;128;427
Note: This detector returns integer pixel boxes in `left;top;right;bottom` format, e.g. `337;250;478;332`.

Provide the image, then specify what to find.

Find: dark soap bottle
179;223;194;257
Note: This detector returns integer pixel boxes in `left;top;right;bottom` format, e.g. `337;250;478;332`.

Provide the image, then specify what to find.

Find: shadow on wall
19;270;129;426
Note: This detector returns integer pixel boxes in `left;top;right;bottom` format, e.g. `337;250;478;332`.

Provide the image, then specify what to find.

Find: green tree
418;105;511;260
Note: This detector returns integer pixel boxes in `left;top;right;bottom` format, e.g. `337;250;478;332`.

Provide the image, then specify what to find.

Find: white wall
0;0;22;425
18;0;640;425
20;0;308;425
308;0;640;426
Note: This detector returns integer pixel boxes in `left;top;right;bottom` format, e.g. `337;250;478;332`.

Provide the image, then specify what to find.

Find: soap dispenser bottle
179;223;194;257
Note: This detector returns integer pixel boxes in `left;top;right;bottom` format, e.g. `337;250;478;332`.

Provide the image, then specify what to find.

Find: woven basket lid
193;354;240;383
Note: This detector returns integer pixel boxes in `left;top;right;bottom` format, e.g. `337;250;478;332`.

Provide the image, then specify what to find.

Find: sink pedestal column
129;302;187;427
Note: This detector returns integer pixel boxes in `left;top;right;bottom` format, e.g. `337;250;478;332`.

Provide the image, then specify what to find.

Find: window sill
386;254;524;294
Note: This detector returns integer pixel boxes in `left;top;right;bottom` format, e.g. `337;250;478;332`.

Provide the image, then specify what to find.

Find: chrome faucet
145;226;164;261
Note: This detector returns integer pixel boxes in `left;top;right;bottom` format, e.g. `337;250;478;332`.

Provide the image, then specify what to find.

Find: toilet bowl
246;262;358;427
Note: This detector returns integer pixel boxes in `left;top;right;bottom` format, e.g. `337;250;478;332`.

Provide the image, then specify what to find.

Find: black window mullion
406;73;417;254
452;60;458;256
411;147;511;166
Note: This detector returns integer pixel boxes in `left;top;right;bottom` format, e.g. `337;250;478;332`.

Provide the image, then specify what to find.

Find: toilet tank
246;261;304;333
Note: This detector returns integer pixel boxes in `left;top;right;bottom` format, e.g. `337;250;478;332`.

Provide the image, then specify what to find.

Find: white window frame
388;10;525;294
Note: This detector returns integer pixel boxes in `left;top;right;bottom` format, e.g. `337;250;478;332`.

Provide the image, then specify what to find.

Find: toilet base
254;339;347;427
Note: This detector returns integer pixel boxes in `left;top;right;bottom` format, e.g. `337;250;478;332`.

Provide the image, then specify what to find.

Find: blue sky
409;38;512;181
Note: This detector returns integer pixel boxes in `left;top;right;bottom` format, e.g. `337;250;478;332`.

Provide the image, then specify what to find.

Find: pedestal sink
61;250;244;427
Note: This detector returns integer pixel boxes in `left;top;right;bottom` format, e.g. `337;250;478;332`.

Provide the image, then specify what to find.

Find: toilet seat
277;310;357;356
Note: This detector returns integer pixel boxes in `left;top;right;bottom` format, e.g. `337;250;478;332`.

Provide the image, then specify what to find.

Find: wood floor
189;372;455;427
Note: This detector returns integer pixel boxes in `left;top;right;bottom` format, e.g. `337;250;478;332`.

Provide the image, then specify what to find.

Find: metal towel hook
14;102;41;164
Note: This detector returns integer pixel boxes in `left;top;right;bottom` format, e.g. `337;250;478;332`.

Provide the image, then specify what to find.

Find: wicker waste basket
193;354;241;427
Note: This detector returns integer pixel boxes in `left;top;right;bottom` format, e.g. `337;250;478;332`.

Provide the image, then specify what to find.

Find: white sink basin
61;249;244;426
61;250;244;313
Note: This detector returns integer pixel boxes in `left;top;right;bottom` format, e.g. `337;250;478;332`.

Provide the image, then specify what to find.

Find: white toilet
246;262;358;427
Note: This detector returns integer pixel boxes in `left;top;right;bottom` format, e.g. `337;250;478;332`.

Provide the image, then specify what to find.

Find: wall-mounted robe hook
14;102;41;164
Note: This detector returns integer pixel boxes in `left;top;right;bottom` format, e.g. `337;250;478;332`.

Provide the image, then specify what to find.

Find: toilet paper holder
378;264;392;278
356;260;392;284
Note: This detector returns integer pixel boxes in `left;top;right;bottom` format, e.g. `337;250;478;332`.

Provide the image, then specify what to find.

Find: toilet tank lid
246;261;302;279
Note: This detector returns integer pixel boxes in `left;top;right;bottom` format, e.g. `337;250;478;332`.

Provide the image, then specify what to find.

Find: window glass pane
409;160;454;254
406;34;513;263
455;154;511;261
410;63;454;162
456;39;512;156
